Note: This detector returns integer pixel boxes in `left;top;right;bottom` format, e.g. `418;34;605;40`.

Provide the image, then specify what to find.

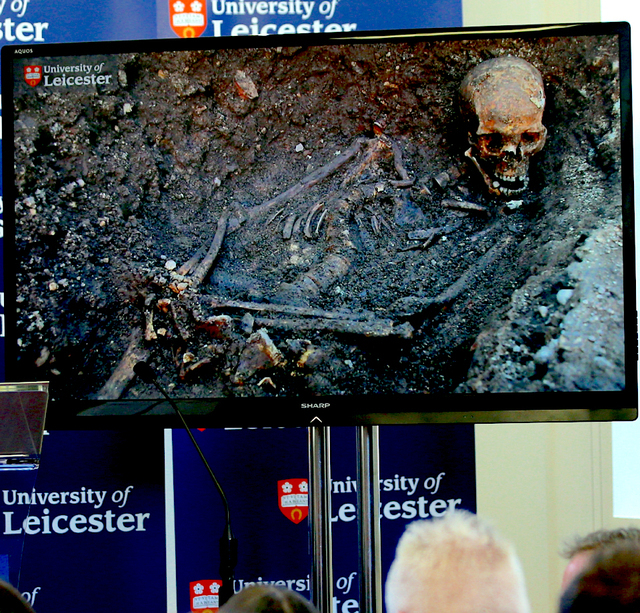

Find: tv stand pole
309;425;333;613
308;425;383;613
356;425;382;613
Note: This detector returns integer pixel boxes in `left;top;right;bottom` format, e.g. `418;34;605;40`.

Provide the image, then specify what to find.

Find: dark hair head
562;529;640;560
219;585;319;613
560;542;640;613
0;580;36;613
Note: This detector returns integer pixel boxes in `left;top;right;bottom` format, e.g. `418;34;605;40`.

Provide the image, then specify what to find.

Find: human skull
460;55;547;198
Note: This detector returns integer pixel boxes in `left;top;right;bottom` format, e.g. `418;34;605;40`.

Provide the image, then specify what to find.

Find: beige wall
461;0;600;26
475;422;640;613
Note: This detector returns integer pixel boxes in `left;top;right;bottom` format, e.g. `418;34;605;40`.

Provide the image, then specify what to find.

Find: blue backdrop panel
1;0;157;44
157;0;462;38
172;424;475;613
332;425;476;612
173;426;313;609
0;468;38;589
0;425;474;612
1;430;167;612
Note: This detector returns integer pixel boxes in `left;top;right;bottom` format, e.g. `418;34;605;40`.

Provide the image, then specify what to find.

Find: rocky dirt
9;32;631;419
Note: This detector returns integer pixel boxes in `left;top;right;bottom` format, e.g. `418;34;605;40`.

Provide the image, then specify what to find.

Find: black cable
133;361;237;605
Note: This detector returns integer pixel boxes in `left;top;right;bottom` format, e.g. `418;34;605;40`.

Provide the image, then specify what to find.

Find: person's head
560;528;640;592
385;510;531;613
559;542;640;613
218;585;319;613
0;579;36;613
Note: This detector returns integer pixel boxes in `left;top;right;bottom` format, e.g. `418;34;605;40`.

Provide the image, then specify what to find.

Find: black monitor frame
2;21;636;429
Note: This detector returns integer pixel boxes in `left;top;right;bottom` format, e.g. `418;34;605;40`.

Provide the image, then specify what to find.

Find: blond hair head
385;510;531;613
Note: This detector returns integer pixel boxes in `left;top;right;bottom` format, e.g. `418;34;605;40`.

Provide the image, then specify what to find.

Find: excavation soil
11;33;629;420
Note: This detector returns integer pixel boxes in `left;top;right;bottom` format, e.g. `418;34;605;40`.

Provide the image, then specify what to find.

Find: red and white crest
24;65;42;87
190;579;222;612
169;0;207;38
278;479;309;524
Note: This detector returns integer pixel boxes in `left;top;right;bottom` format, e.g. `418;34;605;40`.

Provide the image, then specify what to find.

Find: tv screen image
3;23;636;427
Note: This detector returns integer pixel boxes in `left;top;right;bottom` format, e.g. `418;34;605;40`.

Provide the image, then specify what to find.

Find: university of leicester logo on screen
278;479;309;524
24;65;42;87
170;0;207;37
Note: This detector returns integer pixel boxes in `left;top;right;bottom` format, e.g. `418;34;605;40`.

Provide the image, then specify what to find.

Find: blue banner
0;0;462;48
157;0;461;39
0;0;156;44
172;425;475;613
1;430;167;612
1;425;475;612
0;0;463;46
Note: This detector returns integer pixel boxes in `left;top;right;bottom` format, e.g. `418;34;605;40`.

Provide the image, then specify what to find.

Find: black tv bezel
2;21;637;430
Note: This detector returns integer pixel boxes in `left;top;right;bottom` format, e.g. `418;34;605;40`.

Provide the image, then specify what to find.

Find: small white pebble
557;289;574;306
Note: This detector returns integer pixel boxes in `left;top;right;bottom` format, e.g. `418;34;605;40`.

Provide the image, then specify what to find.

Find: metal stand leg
309;426;333;613
356;425;382;613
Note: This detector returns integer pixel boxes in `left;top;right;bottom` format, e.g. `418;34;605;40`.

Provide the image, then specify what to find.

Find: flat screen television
2;21;636;428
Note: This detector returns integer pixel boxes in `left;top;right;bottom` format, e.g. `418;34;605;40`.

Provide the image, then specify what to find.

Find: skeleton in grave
460;55;547;198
